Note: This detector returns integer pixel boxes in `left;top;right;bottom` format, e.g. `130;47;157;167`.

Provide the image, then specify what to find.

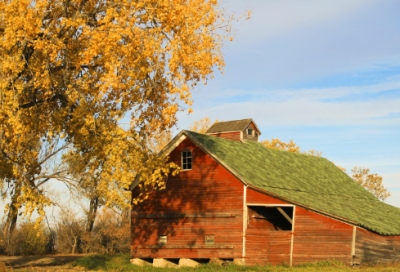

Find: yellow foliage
148;130;173;154
261;139;323;157
17;221;49;255
0;0;248;228
332;162;346;172
188;117;221;134
261;138;301;153
302;149;323;157
351;167;390;201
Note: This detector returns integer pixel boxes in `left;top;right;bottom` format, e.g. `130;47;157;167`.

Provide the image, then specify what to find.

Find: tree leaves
1;0;235;230
351;167;390;201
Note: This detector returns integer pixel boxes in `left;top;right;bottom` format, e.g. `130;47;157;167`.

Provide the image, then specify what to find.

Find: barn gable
166;130;400;236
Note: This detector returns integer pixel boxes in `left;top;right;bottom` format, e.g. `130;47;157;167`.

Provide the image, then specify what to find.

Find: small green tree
18;221;49;255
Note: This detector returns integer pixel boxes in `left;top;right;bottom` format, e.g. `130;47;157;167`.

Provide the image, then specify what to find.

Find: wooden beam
290;206;296;267
351;226;357;265
277;207;293;224
136;213;237;219
243;185;247;265
138;245;234;249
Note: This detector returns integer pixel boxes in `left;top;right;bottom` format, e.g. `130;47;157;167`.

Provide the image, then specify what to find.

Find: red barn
130;119;400;267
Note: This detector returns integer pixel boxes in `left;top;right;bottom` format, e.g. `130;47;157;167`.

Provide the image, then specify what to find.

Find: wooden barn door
246;205;294;266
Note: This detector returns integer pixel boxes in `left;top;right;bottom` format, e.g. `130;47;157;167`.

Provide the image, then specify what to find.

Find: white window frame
247;128;253;136
181;151;192;171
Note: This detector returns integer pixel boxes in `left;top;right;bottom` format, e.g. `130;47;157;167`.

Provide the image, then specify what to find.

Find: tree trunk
86;196;99;233
72;237;78;254
3;182;22;237
3;181;22;254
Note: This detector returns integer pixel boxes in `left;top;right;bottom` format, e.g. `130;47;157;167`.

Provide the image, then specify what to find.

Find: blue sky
176;0;400;207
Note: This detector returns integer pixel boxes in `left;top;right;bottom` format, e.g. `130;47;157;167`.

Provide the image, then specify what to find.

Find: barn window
158;235;167;245
248;206;293;231
182;151;192;170
247;129;253;135
205;235;215;245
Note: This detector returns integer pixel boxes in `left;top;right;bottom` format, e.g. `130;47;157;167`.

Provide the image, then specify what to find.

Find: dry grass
0;262;7;272
3;255;400;272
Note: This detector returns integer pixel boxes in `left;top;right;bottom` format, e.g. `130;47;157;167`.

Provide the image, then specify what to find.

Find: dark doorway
248;206;293;231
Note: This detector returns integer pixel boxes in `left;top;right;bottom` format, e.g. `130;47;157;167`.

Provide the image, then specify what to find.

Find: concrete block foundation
153;258;180;268
179;258;201;267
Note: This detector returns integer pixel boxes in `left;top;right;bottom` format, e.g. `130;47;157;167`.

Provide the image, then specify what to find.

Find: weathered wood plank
135;213;237;219
138;245;234;249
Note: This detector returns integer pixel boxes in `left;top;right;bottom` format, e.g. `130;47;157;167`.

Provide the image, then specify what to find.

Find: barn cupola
205;118;261;142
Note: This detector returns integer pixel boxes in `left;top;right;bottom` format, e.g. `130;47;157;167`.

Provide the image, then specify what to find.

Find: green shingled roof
186;130;400;236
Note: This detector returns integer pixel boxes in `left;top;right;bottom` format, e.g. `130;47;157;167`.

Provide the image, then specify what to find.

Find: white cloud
381;173;400;189
184;79;400;129
193;77;400;101
227;0;377;43
385;190;400;208
215;0;400;86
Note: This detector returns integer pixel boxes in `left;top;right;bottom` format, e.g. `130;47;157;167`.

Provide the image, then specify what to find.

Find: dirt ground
0;254;86;271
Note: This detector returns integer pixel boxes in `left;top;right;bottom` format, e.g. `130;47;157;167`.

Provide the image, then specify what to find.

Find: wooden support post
277;207;293;224
289;206;296;267
242;185;247;265
351;226;356;265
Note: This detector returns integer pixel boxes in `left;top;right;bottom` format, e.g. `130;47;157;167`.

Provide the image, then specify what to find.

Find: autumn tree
1;0;244;234
62;150;105;233
261;139;301;153
351;167;390;201
1;135;69;248
55;208;85;254
148;130;173;154
62;124;177;235
188;117;222;134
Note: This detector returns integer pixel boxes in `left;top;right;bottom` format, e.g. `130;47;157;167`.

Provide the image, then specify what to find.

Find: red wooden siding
246;188;354;266
246;189;292;266
131;137;244;259
245;205;292;265
355;229;400;264
208;132;241;141
293;206;353;265
247;188;288;205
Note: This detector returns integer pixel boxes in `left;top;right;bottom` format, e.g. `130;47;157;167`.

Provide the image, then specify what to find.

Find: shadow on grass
71;253;129;270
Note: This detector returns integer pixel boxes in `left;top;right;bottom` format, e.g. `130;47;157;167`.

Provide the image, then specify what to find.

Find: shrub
17;221;49;255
